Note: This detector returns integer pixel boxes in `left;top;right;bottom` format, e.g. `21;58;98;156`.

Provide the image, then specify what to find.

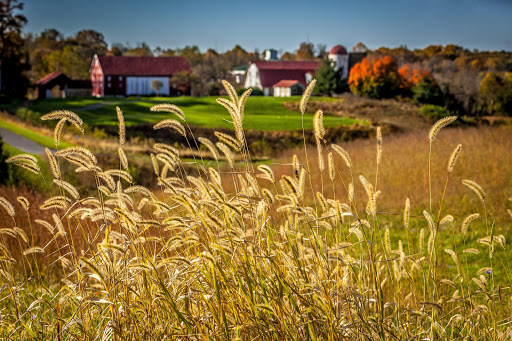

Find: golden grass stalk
53;179;80;200
118;147;128;170
6;154;41;175
238;88;252;121
214;131;241;151
313;110;325;141
461;179;486;204
299;79;316;114
222;80;239;108
150;103;185;120
0;196;15;216
331;144;352;168
328;152;335;181
197;137;220;161
16;197;29;210
428;116;457;143
41;110;84;132
53;118;66;145
461;213;480;236
116;106;126;145
45;148;60;178
384;228;391;255
376;126;382;166
153;119;186;137
257;165;275;183
447;144;462;173
216;142;234;167
404;198;410;229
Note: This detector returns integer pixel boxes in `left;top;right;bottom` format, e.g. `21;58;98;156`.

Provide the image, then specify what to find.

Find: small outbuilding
36;72;92;99
272;80;305;97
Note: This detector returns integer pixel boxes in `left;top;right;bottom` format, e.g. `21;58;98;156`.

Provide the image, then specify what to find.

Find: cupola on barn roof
329;45;348;55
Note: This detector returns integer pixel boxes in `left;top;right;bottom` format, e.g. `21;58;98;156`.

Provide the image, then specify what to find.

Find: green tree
412;77;443;105
0;0;29;98
315;59;345;96
151;79;163;96
296;42;315;61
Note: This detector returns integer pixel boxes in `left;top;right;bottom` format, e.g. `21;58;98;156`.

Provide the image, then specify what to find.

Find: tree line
1;0;511;116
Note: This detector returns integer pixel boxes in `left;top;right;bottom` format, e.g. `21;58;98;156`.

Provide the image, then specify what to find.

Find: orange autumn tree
399;64;443;104
348;56;400;98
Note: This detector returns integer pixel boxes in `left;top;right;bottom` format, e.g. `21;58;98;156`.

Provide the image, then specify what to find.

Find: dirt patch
287;94;430;131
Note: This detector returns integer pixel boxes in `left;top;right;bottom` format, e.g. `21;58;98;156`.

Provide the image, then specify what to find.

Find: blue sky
22;0;512;53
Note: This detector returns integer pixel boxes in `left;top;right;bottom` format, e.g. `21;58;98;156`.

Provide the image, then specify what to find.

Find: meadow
24;95;360;131
0;81;511;339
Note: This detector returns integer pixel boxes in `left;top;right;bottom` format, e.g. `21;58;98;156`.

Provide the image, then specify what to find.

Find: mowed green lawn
27;96;363;131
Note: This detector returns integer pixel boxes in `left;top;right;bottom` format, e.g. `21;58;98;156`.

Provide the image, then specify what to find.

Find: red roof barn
243;61;319;96
90;55;191;97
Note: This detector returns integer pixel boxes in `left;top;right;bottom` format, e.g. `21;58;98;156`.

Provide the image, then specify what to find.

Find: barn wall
126;77;170;96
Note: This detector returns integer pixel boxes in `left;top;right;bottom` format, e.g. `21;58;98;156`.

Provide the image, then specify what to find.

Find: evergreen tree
315;59;345;96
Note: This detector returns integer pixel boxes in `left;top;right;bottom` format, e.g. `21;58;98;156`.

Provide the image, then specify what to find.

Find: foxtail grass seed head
150;153;159;176
376;126;382;166
328;152;335;181
54;118;66;145
462;179;486;204
116;106;126;145
447;144;462;173
222;80;239;108
299;79;316;114
316;141;324;171
429;116;457;143
198;137;219;161
150;103;185;120
46;148;60;179
313;110;325;141
331;144;352;168
461;213;480;236
0;196;15;216
404;198;410;229
17;196;29;210
423;210;435;233
41;110;84;132
384;228;391;255
118;147;128;170
153;119;186;137
293;154;300;179
419;228;425;254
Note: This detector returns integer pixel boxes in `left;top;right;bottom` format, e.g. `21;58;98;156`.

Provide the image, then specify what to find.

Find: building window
119;76;123;81
108;83;111;88
108;76;111;81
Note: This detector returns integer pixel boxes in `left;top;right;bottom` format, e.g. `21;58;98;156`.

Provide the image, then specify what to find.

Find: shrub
420;104;453;121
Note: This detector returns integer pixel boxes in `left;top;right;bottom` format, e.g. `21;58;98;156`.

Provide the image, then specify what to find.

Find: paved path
80;102;112;111
0;128;47;154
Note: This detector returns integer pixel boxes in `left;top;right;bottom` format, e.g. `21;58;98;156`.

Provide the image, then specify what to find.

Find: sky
21;0;512;53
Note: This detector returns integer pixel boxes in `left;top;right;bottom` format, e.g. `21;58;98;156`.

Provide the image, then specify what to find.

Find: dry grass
0;81;511;340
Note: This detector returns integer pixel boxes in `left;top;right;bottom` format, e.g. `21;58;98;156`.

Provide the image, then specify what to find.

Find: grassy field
25;96;363;131
0;115;72;149
0;87;511;339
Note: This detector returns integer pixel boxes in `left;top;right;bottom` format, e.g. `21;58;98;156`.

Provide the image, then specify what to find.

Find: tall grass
0;81;511;340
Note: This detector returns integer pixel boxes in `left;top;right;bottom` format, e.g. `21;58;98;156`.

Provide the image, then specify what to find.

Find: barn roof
97;55;191;76
329;45;348;55
273;80;302;87
250;61;319;87
37;72;68;86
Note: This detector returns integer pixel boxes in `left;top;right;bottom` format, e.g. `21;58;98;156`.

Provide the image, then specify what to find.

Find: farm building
244;61;319;96
273;80;305;97
36;72;92;99
242;44;366;96
90;55;191;97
